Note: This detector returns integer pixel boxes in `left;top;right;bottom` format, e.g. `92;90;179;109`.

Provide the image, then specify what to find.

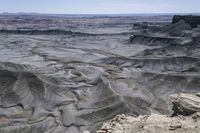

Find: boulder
170;93;200;115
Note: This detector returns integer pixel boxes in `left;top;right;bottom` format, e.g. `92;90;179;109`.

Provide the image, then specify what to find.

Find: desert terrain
0;14;199;133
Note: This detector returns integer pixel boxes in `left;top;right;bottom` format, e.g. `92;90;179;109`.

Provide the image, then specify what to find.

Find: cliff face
172;15;200;28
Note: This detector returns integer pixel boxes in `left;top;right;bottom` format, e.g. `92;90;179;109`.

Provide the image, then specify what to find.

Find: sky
0;0;200;14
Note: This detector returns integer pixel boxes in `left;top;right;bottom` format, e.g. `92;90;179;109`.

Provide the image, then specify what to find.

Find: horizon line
1;12;200;16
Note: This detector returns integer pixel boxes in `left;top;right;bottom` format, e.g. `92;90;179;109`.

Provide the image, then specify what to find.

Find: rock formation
172;15;200;28
97;93;200;133
170;93;200;115
97;113;200;133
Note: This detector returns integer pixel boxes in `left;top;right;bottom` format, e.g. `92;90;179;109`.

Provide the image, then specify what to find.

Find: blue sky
0;0;199;14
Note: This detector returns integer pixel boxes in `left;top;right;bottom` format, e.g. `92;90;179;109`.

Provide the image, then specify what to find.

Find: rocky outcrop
97;93;200;133
97;113;200;133
170;93;200;115
172;15;200;28
158;20;191;36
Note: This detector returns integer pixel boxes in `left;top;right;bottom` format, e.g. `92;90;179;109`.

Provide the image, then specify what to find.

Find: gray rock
170;93;200;115
172;15;200;28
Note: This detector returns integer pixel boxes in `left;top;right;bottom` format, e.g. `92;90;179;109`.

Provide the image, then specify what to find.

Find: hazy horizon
0;0;200;14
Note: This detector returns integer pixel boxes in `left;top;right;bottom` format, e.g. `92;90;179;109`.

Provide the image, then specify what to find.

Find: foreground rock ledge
93;93;200;133
96;113;200;133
